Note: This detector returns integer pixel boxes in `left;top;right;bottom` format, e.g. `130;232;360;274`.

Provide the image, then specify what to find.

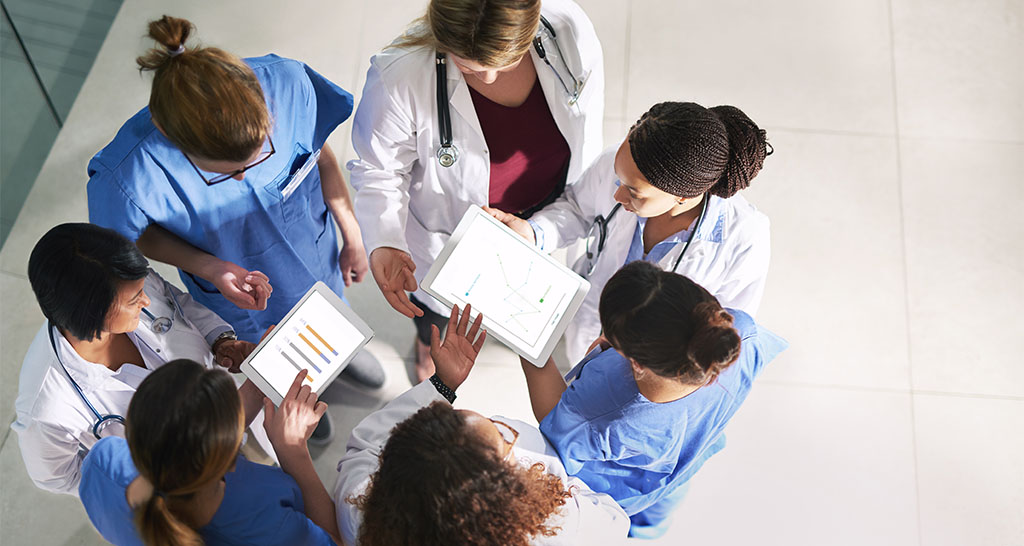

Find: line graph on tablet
452;249;567;347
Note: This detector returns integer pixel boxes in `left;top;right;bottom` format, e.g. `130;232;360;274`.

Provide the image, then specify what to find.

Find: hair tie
154;489;167;499
168;44;185;57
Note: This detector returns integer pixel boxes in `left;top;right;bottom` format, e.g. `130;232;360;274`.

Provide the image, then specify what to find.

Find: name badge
281;148;321;200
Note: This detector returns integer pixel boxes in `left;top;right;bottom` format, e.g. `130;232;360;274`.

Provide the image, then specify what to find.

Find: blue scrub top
79;437;335;546
540;309;788;517
87;54;354;341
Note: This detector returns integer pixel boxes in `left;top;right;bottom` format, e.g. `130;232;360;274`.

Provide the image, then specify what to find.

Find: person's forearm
318;144;361;244
238;380;264;429
276;446;342;544
136;224;222;281
520;357;567;422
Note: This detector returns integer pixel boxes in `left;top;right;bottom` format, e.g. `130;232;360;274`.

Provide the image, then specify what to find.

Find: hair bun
686;302;741;384
137;15;195;70
708;105;768;198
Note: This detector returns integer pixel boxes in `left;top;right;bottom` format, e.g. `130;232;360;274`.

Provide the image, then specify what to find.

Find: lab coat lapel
530;47;581;177
445;58;485;143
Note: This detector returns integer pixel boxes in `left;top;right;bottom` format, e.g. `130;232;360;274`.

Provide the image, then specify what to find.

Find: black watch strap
429;374;457;404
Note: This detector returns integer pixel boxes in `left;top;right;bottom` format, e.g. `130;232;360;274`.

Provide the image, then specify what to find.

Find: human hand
212;339;256;373
210;261;272;310
585;334;612;355
262;370;328;452
483;206;535;244
369;247;422;318
339;239;369;287
431;304;486;390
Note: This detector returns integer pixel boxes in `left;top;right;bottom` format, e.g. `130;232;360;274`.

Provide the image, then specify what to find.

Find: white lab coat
11;269;233;495
333;381;630;545
349;0;605;315
529;147;772;363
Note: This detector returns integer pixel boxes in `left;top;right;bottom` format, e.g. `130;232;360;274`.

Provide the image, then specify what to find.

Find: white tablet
422;205;590;366
239;282;373;404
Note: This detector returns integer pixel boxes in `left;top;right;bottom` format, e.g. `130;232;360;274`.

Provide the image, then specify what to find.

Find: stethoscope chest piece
437;145;459;168
142;308;173;334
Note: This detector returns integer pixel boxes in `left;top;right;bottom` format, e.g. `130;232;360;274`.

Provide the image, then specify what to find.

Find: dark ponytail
599;261;742;384
627;101;769;199
135;15;270;163
127;360;243;546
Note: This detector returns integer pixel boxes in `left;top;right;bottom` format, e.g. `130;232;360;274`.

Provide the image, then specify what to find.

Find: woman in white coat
12;223;262;495
350;0;604;380
334;305;629;545
488;102;773;363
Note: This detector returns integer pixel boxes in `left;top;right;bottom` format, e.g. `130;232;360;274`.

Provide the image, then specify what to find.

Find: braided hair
627;102;769;199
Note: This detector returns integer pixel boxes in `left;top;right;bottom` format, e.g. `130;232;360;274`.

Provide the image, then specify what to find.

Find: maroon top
469;79;571;214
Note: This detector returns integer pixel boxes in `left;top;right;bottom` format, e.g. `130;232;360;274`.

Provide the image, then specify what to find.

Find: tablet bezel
239;281;374;405
421;205;590;367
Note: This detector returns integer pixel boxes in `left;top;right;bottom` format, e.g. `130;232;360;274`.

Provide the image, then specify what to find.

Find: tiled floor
1;0;1021;544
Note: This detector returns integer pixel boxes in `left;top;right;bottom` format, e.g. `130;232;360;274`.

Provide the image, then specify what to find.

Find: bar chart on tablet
251;291;363;394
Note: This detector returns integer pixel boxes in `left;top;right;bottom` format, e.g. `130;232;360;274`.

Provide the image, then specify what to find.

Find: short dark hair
599;261;742;385
28;223;149;341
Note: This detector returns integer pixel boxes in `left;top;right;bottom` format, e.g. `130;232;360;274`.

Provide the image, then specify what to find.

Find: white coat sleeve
528;147;617;253
562;476;630;542
334;382;446;543
151;271;233;346
15;418;84;496
715;214;771;317
347;60;420;256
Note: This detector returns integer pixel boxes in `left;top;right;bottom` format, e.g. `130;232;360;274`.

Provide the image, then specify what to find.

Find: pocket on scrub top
267;143;318;222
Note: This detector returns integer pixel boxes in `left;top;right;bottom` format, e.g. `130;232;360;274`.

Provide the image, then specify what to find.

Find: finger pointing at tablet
263;369;329;450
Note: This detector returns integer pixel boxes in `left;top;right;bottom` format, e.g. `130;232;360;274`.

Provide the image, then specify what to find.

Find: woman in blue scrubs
86;16;382;400
519;261;788;538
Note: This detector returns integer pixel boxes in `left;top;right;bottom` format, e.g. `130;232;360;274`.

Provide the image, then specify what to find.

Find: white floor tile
744;130;911;390
0;435;105;545
626;0;897;134
892;0;1024;142
663;385;920;546
0;272;44;431
575;0;631;120
914;394;1024;546
901;138;1024;397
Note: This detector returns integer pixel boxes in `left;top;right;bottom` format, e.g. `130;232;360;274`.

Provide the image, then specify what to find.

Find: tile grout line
766;125;1024;146
885;1;924;544
757;379;1024;401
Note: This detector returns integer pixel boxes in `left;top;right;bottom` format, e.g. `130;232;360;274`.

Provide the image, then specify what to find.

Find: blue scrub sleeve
301;63;354;151
540;391;616;475
86;162;152;241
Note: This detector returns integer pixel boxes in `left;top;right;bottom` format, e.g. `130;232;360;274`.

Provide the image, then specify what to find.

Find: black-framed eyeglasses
185;137;275;186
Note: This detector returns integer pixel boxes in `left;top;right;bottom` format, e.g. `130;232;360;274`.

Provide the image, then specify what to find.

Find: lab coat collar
49;324;158;394
444;57;486;143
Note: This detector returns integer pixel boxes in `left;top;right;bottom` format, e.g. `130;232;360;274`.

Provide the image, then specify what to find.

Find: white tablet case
240;282;373;404
422;206;590;366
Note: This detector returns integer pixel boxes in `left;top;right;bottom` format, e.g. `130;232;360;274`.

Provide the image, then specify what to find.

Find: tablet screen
244;289;369;399
423;207;589;364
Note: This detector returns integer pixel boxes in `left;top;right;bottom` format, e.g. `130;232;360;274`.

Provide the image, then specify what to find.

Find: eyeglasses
490;419;519;459
185;137;275;186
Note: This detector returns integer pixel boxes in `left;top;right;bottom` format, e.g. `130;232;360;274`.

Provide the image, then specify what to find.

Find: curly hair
351;401;571;545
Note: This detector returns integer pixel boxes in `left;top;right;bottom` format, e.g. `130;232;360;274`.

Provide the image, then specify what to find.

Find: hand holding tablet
239;282;374;404
422;206;590;366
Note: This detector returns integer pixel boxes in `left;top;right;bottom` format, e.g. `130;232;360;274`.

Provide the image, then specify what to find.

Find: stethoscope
435;15;584;168
46;289;182;439
582;194;710;276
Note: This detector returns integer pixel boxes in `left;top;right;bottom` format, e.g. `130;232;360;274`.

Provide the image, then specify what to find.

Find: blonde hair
136;15;270;162
392;0;540;67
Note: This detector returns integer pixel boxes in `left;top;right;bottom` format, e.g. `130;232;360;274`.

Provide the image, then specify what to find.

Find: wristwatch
211;330;237;353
